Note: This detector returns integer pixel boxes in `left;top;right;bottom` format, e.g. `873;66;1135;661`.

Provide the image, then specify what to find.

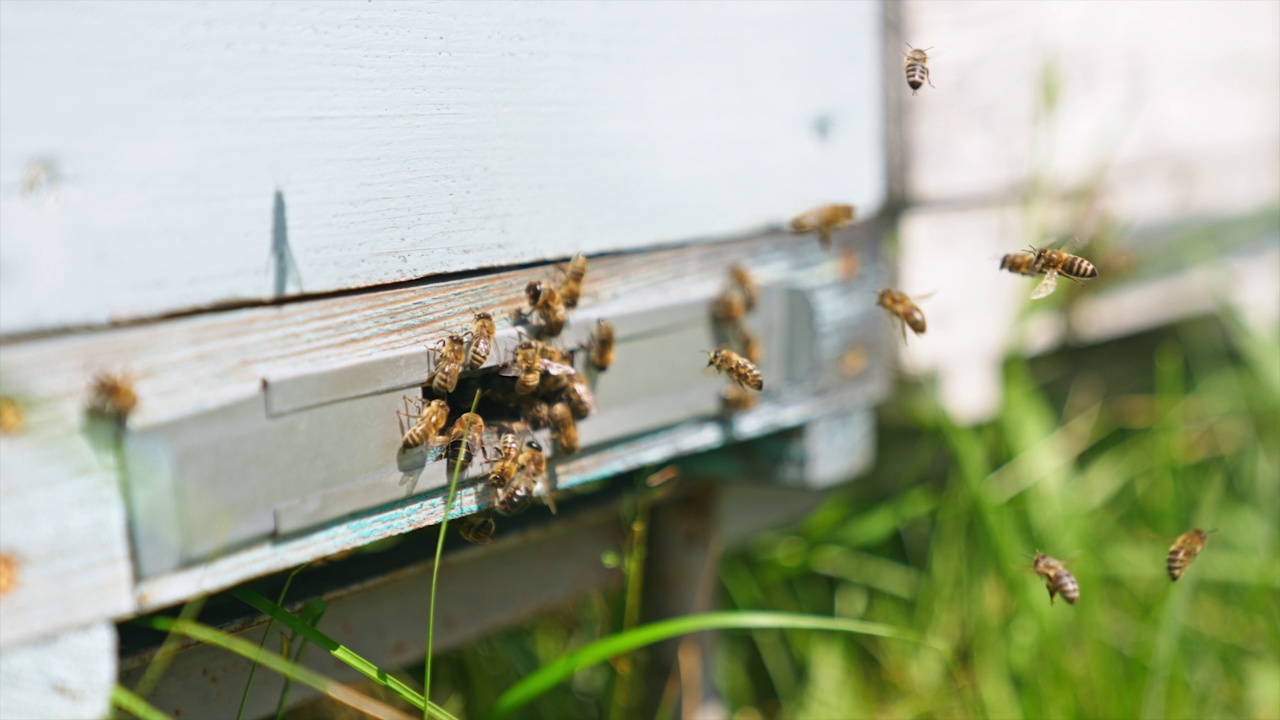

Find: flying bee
589;320;615;372
729;265;758;311
707;348;764;391
904;44;935;95
559;253;588;309
439;412;487;474
428;333;468;395
89;372;138;422
1028;242;1098;300
876;288;928;343
564;375;596;419
1167;528;1212;581
398;397;451;450
720;384;758;415
549;401;579;455
496;440;555;515
500;340;577;395
466;312;496;369
486;431;522;489
525;281;567;337
999;252;1040;276
458;511;497;544
1032;552;1079;606
790;204;856;250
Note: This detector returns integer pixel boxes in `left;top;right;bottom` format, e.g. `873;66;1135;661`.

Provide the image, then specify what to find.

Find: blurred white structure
896;0;1280;423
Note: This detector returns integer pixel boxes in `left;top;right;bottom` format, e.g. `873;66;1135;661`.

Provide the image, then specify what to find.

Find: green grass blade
131;597;207;700
232;587;457;720
425;389;483;717
238;562;309;720
483;611;940;720
111;684;172;720
138;615;418;720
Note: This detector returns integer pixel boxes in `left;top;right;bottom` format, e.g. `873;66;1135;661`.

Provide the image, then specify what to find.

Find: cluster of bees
389;253;617;543
894;44;1210;603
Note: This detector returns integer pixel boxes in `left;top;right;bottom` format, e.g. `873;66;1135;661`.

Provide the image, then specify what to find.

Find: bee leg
1064;274;1087;287
925;68;935;88
898;318;908;345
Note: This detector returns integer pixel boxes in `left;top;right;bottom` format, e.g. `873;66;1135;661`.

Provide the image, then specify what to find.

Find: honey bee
440;412;486;474
904;44;935;95
500;340;576;396
526;281;567;337
496;440;555;515
521;399;552;429
711;288;748;324
1032;552;1079;606
729;265;758;311
559;253;588;309
565;375;596;419
458;511;496;544
466;312;496;369
1167;528;1212;581
428;334;468;395
1028;242;1098;300
590;320;615;372
720;384;758;414
876;288;928;343
707;348;763;391
486;432;523;489
790;204;856;250
89;373;138;422
549;401;579;455
398;397;451;449
999;252;1039;276
0;397;23;434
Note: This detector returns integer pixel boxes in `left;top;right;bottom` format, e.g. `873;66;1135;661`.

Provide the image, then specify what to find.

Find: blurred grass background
288;309;1279;720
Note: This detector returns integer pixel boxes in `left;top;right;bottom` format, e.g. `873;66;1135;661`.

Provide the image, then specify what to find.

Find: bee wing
1030;271;1058;300
496;363;524;377
534;470;558;514
538;359;577;376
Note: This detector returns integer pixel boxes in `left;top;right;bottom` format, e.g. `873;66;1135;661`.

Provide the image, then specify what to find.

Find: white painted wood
0;406;135;650
0;622;116;719
901;1;1280;218
0;1;885;334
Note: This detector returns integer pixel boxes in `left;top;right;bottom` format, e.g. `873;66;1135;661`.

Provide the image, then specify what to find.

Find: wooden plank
0;1;885;334
0;622;117;718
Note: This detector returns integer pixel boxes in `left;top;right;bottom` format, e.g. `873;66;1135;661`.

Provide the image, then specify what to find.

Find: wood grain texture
0;1;885;334
0;621;116;717
1;221;889;611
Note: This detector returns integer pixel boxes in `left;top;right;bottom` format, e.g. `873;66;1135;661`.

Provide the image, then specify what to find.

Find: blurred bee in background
729;265;758;311
89;372;138;423
428;333;468;395
999;252;1040;277
466;312;496;369
458;511;496;544
549;401;579;455
707;348;764;391
590;320;615;371
740;327;763;365
0;397;24;434
876;288;929;342
559;253;588;309
521;399;552;429
565;375;596;419
398;397;451;450
711;287;748;324
904;44;935;95
496;440;554;515
720;384;758;415
526;281;567;337
1032;552;1079;606
440;412;487;474
790;204;856;250
1029;240;1099;300
1167;528;1213;581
